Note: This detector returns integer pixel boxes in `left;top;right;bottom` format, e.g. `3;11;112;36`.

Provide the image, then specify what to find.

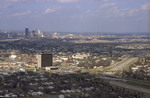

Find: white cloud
76;5;81;9
57;0;78;3
9;0;26;2
44;8;56;14
43;6;61;14
141;3;150;10
1;0;108;4
35;0;53;2
96;2;140;18
9;0;21;2
35;0;78;3
36;0;108;3
127;8;138;16
12;10;31;16
106;7;139;18
0;0;26;9
97;0;108;1
0;4;10;9
99;3;117;9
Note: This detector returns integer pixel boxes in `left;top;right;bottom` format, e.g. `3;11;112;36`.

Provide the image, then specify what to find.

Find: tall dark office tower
25;28;29;36
37;54;53;67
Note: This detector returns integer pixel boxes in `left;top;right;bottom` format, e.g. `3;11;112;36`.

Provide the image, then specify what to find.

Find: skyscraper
37;54;53;67
37;29;41;34
25;28;29;37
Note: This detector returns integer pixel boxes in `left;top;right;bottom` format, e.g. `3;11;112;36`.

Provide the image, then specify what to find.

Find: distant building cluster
25;28;44;38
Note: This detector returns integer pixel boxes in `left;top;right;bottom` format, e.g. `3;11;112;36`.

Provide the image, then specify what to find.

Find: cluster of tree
122;67;150;81
77;57;111;69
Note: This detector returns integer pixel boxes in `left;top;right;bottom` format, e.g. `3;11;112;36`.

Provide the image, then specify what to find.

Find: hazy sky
0;0;149;32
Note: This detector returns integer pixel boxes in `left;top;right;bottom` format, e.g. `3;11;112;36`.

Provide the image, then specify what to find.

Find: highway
110;81;150;96
104;57;138;74
98;57;150;97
